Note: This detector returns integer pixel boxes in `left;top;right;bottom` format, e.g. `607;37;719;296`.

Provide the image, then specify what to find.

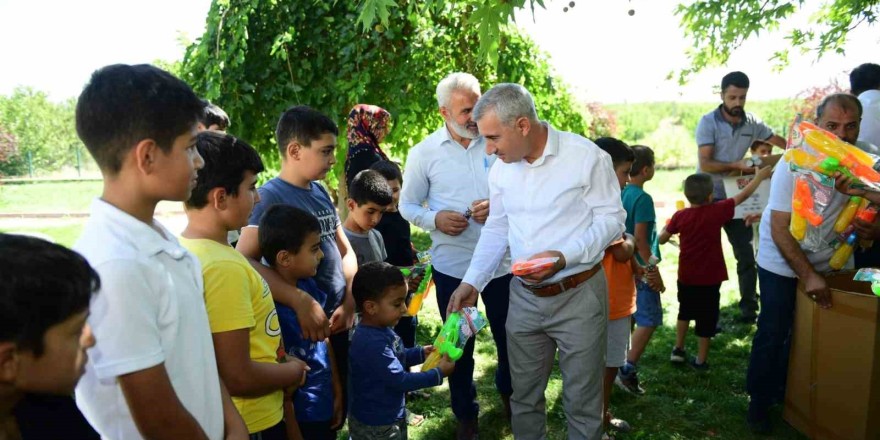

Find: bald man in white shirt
449;83;626;440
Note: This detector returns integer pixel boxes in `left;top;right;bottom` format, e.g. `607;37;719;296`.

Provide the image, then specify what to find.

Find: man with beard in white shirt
400;72;513;439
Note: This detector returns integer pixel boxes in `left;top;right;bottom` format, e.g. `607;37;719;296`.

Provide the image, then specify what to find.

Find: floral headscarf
345;104;391;186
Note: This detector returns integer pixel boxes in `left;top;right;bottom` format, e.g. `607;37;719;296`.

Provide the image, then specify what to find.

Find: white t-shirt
74;199;224;440
755;143;875;277
859;90;880;148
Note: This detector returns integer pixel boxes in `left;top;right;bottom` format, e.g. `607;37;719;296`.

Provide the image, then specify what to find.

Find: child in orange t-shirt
595;136;638;436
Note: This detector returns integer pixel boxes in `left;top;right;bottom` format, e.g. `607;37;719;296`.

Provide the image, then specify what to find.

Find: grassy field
0;171;807;439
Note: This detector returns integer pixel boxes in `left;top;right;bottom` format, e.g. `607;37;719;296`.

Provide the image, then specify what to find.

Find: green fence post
26;151;33;178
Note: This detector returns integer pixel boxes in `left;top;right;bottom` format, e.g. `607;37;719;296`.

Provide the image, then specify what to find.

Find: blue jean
633;280;662;327
433;270;513;421
723;217;759;318
746;266;798;410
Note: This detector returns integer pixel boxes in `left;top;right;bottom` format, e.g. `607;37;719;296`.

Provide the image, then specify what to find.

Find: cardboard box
784;272;880;439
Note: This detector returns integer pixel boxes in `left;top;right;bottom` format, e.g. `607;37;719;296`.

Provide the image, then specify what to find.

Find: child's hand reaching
280;355;310;397
754;165;773;181
437;354;456;377
423;345;436;358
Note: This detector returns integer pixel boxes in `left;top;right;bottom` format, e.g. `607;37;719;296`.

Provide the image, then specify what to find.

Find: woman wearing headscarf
344;104;391;190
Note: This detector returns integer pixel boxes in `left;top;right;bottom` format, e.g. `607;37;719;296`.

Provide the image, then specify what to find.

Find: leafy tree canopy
181;0;593;193
358;0;879;84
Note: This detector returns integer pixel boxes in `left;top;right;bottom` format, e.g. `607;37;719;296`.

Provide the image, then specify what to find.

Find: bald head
816;93;862;144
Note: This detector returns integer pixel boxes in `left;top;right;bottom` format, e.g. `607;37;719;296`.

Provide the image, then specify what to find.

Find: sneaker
608;417;632;433
614;371;645;395
689;357;709;371
670;347;687;363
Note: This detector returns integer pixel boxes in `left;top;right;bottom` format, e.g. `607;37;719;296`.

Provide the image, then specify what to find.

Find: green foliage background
179;0;591;192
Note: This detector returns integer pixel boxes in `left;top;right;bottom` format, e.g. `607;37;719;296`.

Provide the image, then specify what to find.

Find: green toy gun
421;307;488;371
400;252;432;316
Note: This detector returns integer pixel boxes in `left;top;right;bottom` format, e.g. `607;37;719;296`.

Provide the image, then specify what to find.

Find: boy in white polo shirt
72;64;246;439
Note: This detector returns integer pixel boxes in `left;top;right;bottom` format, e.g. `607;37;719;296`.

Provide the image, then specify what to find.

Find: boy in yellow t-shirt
181;131;308;438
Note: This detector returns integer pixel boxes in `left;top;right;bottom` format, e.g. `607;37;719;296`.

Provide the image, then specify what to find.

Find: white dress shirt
400;126;511;279
74;199;224;440
462;124;626;291
859;90;880;148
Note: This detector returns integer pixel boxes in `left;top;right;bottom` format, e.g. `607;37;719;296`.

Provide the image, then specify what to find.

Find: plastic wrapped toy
511;257;560;276
421;306;488;371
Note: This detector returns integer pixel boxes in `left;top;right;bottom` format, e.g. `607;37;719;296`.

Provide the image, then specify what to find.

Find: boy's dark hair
348;169;393;207
594;137;634;168
275;105;339;156
186;131;265;209
352;261;406;312
850;63;880;97
259;205;321;266
200;100;230;131
629;145;655;176
721;71;750;91
0;234;100;356
684;173;714;204
75;64;204;174
370;160;403;183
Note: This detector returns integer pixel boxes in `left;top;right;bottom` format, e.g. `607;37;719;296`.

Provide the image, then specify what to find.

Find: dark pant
746;266;798;411
249;421;287;440
393;316;418;348
433;270;513;421
298;420;335;440
329;330;349;429
723;217;759;319
677;282;721;338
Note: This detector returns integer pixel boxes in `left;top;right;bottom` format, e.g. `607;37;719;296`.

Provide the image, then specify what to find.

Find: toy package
785;119;880;263
511;257;559;276
400;251;432;316
853;268;880;297
421;306;488;371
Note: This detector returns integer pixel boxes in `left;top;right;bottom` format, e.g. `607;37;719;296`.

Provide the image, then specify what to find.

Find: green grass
0;180;102;213
0;222;84;247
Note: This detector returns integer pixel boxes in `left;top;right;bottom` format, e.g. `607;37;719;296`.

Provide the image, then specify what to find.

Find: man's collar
528;123;557;166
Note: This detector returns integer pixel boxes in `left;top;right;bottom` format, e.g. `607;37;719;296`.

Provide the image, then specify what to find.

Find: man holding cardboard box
745;94;869;434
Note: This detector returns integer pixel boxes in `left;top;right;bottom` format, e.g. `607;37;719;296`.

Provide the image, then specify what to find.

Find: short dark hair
75;64;203;174
259;205;321;266
200;101;230;131
275;105;339;156
684;173;714;204
0;234;99;356
370;160;403;183
850;63;880;96
816;93;863;121
348;169;393;207
721;71;750;91
629;145;655;176
352;261;406;312
186;131;265;209
594;137;634;168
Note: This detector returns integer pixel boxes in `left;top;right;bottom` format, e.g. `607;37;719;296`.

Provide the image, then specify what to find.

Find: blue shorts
633;280;663;327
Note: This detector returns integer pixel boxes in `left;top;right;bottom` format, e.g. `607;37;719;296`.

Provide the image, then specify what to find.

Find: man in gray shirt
695;71;785;323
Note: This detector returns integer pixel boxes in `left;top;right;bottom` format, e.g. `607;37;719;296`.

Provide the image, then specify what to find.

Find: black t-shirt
14;394;99;439
375;210;415;267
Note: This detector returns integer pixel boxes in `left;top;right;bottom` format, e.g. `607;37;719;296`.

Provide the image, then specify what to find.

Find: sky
1;0;879;104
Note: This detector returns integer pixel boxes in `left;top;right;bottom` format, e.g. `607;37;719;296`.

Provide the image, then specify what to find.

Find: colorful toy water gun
830;204;879;269
422;313;464;371
511;257;559;276
422;307;488;371
784;148;858;181
857;205;879;250
400;252;432;316
799;122;880;183
834;196;864;233
790;178;823;240
852;268;880;297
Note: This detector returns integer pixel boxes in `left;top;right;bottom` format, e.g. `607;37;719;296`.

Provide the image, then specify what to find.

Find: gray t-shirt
696;106;774;199
343;227;387;266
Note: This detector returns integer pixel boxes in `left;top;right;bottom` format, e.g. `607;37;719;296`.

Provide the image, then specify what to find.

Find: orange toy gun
790;178;823;240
